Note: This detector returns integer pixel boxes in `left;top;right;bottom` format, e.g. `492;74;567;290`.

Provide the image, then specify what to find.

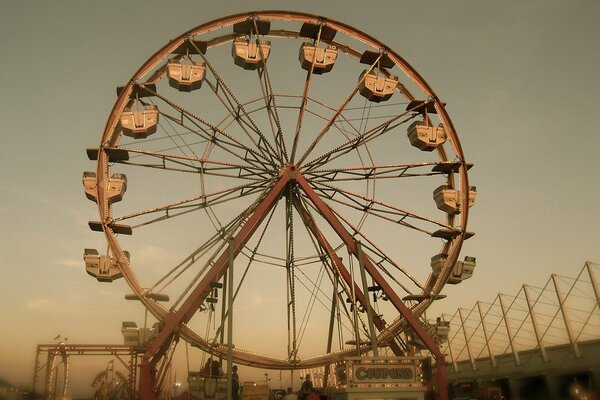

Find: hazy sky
1;0;599;396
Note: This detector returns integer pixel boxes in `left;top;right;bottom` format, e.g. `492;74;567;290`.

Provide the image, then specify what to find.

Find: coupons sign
352;363;416;384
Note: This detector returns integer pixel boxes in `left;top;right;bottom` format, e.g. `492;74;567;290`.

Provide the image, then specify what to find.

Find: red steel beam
291;194;405;355
295;172;447;399
139;170;292;399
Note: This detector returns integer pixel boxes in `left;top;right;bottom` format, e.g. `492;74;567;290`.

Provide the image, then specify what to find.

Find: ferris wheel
83;10;475;398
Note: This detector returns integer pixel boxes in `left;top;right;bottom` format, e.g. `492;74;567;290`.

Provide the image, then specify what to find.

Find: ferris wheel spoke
305;161;449;182
303;106;420;172
113;180;272;228
252;28;288;162
295;263;333;349
209;200;282;343
150;206;252;294
147;90;275;170
298;193;426;294
167;180;284;310
310;180;450;231
296;53;384;165
294;193;367;333
112;147;269;180
193;42;281;167
291;193;405;355
326;205;427;292
202;79;279;167
290;24;328;164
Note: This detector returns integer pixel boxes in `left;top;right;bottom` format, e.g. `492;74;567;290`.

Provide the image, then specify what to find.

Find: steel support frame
295;174;448;400
226;237;234;400
291;194;404;355
357;241;379;356
498;293;521;365
138;168;449;400
444;316;459;373
587;262;600;309
457;308;476;371
523;284;548;362
139;171;292;400
476;302;496;368
32;344;137;400
551;274;581;358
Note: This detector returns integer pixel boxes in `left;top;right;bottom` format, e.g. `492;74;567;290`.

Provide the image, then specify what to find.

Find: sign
352;364;416;384
341;357;424;388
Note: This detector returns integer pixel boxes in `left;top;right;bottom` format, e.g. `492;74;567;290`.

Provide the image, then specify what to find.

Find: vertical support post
436;357;448;400
551;274;581;358
221;270;228;346
227;237;234;400
448;313;458;372
498;293;520;365
458;308;476;371
323;278;338;388
356;241;378;356
285;193;297;362
295;174;447;400
586;261;600;311
44;350;55;400
476;301;496;368
129;346;137;400
523;284;548;362
349;253;361;356
32;345;41;394
445;323;459;372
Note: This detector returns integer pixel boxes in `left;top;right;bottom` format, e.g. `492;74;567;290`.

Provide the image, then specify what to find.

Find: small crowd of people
199;362;319;400
283;374;320;400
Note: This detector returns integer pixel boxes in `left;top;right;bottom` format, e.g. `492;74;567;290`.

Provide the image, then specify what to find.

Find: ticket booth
327;357;428;400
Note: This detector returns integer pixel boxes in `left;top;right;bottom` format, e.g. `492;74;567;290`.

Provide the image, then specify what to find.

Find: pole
498;294;520;365
458;308;476;371
523;285;548;362
356;241;378;356
227;237;234;400
551;274;581;358
476;302;496;368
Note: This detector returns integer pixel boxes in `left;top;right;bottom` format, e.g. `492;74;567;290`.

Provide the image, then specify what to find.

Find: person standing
300;374;313;400
231;365;240;400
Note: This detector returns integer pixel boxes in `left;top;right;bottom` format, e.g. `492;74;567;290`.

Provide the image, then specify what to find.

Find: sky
1;0;599;396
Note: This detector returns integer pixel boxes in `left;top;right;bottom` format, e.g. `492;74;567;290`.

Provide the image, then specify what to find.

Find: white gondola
120;104;159;139
138;322;160;345
433;319;450;342
167;59;206;92
448;256;476;284
299;42;338;74
430;254;476;284
430;253;447;279
433;185;477;214
358;70;398;102
232;37;271;70
433;185;458;214
121;321;139;346
83;248;129;282
407;120;447;151
83;172;127;204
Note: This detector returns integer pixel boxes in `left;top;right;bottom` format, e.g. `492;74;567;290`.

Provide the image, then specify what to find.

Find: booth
327;357;428;400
